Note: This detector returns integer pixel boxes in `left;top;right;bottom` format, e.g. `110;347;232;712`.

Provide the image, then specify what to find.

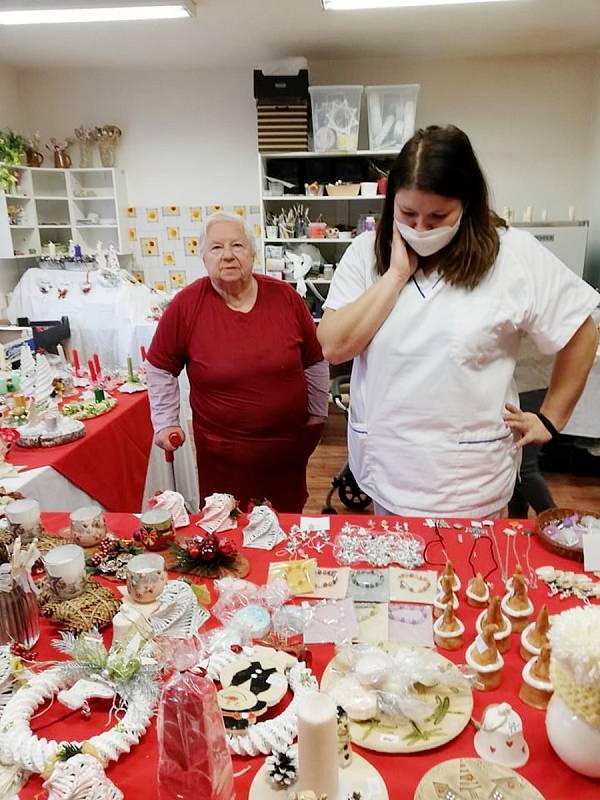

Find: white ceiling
0;0;599;70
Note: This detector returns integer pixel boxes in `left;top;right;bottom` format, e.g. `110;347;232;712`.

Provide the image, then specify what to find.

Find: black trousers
508;389;555;517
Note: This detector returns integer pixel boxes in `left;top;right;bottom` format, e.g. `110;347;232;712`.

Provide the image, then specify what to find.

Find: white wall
587;51;600;288
0;62;22;130
17;66;259;206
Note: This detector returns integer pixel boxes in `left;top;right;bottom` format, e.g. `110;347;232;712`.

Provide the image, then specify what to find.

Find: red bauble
217;538;237;558
187;544;201;559
198;538;218;562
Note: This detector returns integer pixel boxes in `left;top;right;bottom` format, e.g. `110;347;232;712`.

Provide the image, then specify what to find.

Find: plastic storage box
366;84;420;151
308;85;363;153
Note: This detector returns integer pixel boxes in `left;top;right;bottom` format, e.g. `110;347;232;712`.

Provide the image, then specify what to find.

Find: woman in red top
146;212;328;512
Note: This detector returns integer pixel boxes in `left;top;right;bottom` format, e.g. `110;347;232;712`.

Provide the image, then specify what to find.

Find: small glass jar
0;581;40;650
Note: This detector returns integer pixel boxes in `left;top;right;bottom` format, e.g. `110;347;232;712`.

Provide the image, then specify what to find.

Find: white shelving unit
259;149;396;258
0;165;130;260
258;150;397;317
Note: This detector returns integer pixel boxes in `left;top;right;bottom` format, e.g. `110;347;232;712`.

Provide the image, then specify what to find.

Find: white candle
43;544;86;586
48;242;56;259
5;498;41;542
568;205;576;222
56;344;66;364
297;692;339;800
523;206;533;223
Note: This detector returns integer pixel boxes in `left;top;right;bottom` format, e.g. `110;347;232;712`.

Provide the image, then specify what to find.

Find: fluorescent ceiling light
0;1;195;24
322;0;517;9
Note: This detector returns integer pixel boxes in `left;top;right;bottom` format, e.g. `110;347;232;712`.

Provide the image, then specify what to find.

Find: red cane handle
164;431;183;463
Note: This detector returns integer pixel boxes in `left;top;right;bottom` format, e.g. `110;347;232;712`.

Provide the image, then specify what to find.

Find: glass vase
78;140;93;168
98;140;117;168
0;582;40;650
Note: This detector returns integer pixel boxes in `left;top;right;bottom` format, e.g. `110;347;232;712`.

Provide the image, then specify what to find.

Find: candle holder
133;509;175;551
4;499;42;545
69;505;107;547
43;544;87;600
126;553;167;604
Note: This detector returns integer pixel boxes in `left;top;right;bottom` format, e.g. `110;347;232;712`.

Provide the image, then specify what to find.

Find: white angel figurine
243;505;286;550
196;492;238;534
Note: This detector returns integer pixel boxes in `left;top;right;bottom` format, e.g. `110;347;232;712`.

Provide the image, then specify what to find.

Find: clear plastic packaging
0;537;40;650
211;576;290;640
366;84;420;151
309;85;363;153
333;525;425;568
157;641;234;800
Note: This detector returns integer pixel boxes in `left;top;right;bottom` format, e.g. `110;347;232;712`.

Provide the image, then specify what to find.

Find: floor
304;406;600;516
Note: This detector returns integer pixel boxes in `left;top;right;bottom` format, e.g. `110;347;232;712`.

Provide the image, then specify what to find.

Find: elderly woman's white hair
198;211;257;259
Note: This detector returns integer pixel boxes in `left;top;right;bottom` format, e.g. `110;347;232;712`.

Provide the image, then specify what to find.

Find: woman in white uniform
318;125;599;518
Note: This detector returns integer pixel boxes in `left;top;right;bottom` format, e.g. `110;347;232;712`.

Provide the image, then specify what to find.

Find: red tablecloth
6;394;153;511
17;512;600;800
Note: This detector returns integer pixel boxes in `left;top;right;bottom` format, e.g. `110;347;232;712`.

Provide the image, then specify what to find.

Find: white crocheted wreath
0;667;153;774
203;646;318;757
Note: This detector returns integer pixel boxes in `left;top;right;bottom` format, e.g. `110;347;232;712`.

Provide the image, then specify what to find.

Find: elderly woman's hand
504;403;553;448
155;425;186;451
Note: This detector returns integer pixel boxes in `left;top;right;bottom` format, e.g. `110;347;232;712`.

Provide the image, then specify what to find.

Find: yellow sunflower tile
128;227;137;241
190;207;202;222
207;205;222;215
184;237;199;256
234;206;246;217
162;206;180;216
169;270;187;288
133;270;145;284
163;251;176;266
127;207;136;218
146;208;159;223
141;237;159;256
167;227;179;240
153;280;167;292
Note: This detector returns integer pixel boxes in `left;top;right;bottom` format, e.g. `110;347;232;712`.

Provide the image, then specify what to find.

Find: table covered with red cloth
17;512;600;800
5;394;153;511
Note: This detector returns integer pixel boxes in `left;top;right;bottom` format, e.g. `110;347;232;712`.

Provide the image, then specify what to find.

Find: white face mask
395;213;462;257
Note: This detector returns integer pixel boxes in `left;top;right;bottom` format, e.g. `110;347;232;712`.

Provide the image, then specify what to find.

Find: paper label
583;535;600;572
380;734;399;744
300;516;330;532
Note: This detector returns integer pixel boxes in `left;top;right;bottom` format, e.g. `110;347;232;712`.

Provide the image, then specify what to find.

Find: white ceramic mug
70;505;107;547
360;182;378;197
43;544;87;600
126;553;167;604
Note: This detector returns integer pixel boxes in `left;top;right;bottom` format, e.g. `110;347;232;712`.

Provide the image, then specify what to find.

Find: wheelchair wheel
337;466;371;511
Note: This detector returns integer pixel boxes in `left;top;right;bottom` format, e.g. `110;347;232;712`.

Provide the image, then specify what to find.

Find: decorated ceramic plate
320;642;473;754
414;757;545;799
61;397;117;420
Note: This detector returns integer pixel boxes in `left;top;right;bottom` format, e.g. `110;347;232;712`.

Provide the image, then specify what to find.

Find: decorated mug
325;227;339;239
133;508;175;551
70;505;107;547
126;553;167;604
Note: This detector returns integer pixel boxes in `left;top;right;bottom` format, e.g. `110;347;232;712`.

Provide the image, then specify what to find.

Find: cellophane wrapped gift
157;640;235;800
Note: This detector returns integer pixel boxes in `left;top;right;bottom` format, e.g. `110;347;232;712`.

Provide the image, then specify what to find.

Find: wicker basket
326;183;360;197
534;506;597;562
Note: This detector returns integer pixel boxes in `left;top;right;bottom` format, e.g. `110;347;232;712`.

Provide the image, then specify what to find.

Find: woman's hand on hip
504;403;552;448
389;223;418;283
155;425;186;450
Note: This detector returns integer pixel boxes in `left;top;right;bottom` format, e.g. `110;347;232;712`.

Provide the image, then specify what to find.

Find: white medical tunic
324;228;599;517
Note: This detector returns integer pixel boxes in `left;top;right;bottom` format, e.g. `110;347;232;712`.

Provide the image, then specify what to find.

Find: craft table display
3;394;153;512
6;269;161;371
10;511;599;800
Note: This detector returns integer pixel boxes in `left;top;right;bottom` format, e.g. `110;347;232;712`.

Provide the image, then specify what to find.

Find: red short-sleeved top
147;275;323;439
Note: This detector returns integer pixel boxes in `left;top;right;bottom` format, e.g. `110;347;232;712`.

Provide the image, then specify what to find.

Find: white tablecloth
6;268;161;369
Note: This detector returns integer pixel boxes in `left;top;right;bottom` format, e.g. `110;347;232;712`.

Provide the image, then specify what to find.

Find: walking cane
164;430;183;493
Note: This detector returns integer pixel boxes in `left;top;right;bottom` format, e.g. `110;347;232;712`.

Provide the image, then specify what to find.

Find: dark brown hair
375;125;507;290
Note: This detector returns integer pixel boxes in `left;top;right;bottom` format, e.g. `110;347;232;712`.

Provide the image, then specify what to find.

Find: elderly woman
146;211;328;512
